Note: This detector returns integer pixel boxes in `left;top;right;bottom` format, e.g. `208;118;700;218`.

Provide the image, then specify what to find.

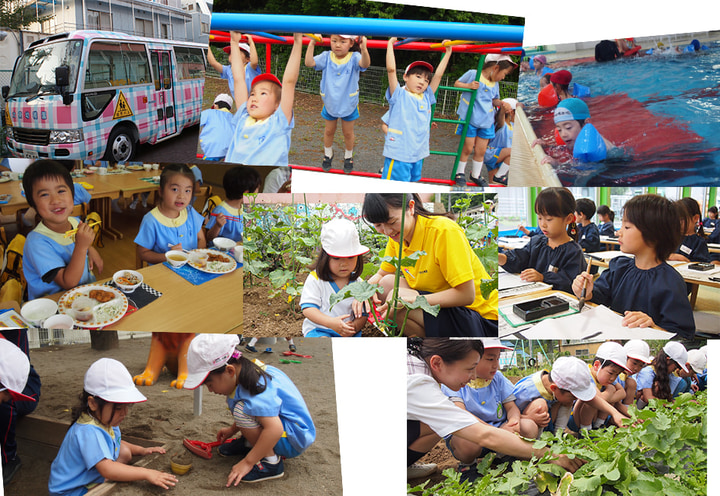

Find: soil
10;336;341;496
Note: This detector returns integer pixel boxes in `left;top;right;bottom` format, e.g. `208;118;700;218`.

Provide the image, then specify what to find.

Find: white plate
187;249;237;274
58;284;128;329
0;177;11;183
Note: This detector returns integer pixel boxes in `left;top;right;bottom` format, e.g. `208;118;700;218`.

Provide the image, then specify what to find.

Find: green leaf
403;295;441;317
268;269;294;288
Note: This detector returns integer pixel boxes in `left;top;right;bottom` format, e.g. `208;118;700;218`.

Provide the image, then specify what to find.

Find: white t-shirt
299;271;361;336
407;354;478;438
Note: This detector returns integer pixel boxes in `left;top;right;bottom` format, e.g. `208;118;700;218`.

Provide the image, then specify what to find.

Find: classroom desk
708;243;720;254
47;262;243;333
599;235;620;250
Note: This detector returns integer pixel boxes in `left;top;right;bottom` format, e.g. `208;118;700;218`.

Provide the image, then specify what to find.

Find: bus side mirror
1;86;8;100
56;66;70;87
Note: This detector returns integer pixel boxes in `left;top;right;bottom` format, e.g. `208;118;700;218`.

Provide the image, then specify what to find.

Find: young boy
381;37;452;182
512;356;627;437
453;54;517;187
614;340;652;416
207;36;261;99
22;160;102;300
199;93;234;161
206;166;260;243
224;31;303;166
575;198;601;252
483;98;518;185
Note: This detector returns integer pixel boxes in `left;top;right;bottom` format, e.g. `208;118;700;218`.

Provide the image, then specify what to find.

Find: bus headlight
49;129;84;143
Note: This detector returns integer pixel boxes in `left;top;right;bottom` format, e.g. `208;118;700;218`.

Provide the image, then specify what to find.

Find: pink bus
2;30;206;162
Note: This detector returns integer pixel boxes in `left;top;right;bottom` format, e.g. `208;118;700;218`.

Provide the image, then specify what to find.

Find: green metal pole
529;187;539;227
598;188;610;211
709;187;717;208
681;187;691;199
647;187;657;195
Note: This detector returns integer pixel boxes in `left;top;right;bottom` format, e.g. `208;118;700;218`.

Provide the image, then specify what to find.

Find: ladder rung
429;150;459;157
432;118;461;124
437;85;472;92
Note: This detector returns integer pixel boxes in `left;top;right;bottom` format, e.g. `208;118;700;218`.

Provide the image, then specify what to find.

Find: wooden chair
193;185;212;213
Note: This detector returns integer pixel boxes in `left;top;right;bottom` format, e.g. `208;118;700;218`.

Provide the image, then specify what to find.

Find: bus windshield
8;40;83;98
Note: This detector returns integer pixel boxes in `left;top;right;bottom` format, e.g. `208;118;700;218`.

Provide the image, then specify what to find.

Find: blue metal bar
245;31;288;43
211;14;524;43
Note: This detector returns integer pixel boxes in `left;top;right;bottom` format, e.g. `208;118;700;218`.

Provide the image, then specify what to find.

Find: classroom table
599;235;620;250
47;262;243;333
708;243;720;254
498;236;531;250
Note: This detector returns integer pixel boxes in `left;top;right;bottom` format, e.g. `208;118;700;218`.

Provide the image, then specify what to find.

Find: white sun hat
686;349;706;374
84;358;147;403
320;218;369;258
213;93;233;108
184;334;241;390
481;338;513;350
551;356;596;402
624;340;652;364
663;341;689;373
0;339;35;402
595;341;631;372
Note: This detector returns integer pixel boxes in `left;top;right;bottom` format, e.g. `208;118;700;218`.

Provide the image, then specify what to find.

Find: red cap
404;61;434;75
251;73;282;88
550;70;572;85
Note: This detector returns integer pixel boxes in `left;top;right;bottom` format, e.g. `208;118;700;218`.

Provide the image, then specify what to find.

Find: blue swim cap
554;98;591;124
691;39;701;51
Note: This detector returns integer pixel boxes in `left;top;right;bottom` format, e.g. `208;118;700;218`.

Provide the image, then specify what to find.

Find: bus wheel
105;126;136;162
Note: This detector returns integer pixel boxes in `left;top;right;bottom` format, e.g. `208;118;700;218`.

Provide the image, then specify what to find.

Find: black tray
512;296;570;321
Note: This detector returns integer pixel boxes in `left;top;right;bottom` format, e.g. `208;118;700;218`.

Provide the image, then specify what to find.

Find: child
575;198;601;252
381;37;452;182
184;334;316;485
453;54;517;187
49;358;175;495
499;187;586;293
572;194;695;338
539;73;551;89
206;166;260;244
299;218;369;337
532;55;552;76
483;98;518;185
199;94;235;161
702;206;717;229
616;339;652;415
512;356;625;436
207;36;261;99
635;341;688;407
549;70;591;101
597;205;616;237
541;98;615;165
224;31;303;166
135;164;206;265
22;160;103;300
441;339;537;464
569;342;629;431
305;34;371;173
669;197;711;263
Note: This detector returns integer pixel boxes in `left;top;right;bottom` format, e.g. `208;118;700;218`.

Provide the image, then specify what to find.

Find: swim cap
554;98;590;123
533;55;547;65
550;70;572;85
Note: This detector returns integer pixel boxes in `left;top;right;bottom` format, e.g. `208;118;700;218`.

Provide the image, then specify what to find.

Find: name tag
680;244;692;255
548;264;558;273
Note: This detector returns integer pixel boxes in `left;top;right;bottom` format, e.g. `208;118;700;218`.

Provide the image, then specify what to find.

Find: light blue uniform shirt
511;370;556;412
635;366;659;392
313;51;366;118
222;64;262;99
73;183;91;205
484;122;513;162
49;415;121;496
456;70;498;130
383;86;436;163
225;104;294;166
441;371;516;427
24;218;96;300
134;206;204;255
227;365;316;455
200;108;234;159
206;201;243;242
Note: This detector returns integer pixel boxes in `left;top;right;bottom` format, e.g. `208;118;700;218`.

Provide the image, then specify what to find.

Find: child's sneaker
322;155;333;172
245;344;258;353
454;173;467;187
469;175;488;187
218;438;252;458
343;157;354;173
289;344;297;352
407;462;437;479
242;459;285;483
493;174;508;186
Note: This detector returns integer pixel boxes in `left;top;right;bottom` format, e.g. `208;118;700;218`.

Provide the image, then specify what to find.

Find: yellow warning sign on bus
113;91;133;119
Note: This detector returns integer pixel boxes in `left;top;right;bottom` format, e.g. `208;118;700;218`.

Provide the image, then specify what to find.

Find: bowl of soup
21;298;58;327
113;270;143;293
165;250;189;268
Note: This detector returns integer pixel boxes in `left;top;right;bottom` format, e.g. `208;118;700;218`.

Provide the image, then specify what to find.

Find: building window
575;349;589;357
161;23;171;39
135;19;154;38
87;10;112;31
201;22;209;34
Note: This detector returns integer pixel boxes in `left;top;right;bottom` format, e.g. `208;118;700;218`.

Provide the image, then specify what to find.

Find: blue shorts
321;106;360;121
305;328;362;337
484;148;502;170
274;434;302;458
382;157;423;182
456;124;495;140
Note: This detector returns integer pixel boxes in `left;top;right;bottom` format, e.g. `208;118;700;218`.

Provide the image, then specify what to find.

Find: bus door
150;50;177;138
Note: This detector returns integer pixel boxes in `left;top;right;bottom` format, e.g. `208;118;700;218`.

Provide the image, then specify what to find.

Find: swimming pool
518;42;720;186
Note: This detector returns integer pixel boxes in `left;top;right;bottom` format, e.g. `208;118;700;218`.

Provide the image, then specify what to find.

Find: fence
27;329;151;349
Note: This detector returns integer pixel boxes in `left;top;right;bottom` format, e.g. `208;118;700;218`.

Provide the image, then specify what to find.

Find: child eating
206;166;260;244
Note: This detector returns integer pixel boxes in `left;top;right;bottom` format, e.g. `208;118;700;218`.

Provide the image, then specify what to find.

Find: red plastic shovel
282;351;312;358
183;438;232;459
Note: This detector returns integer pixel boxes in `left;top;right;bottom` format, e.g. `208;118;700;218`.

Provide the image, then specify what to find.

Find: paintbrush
577;259;592;312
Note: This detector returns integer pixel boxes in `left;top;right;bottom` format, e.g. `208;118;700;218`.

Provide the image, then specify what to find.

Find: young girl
453;54;517;186
669;197;711;263
597;205;616;237
305;34;371;173
134;164;206;265
635;341;689;407
49;358;175;495
362;193;498;338
572;194;695;338
499;187;586;293
441;339;537;464
184;335;316;485
299;218;369;337
616;340;652;415
407;338;582;478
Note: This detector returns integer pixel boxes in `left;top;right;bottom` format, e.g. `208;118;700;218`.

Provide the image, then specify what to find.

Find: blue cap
554;98;591;124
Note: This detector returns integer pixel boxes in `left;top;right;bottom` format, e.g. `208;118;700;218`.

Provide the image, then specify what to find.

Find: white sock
593;418;606;428
324;147;333;158
458;161;467;174
471;160;483;178
287;338;295;345
580;424;592;430
264;454;280;464
248;337;258;346
344;149;353;159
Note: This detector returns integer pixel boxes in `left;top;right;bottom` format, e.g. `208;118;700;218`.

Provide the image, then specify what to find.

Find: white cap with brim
686;349;706;374
624;340;652;364
320;218;369;258
213;93;233;108
84;358;147;403
481;338;512;350
663;341;689;373
551;356;596;402
485;53;517;65
0;339;35;402
184;335;241;390
596;341;631;373
502;98;518;110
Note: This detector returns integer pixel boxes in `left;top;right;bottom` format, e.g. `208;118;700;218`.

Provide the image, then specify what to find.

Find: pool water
518;42;720;185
